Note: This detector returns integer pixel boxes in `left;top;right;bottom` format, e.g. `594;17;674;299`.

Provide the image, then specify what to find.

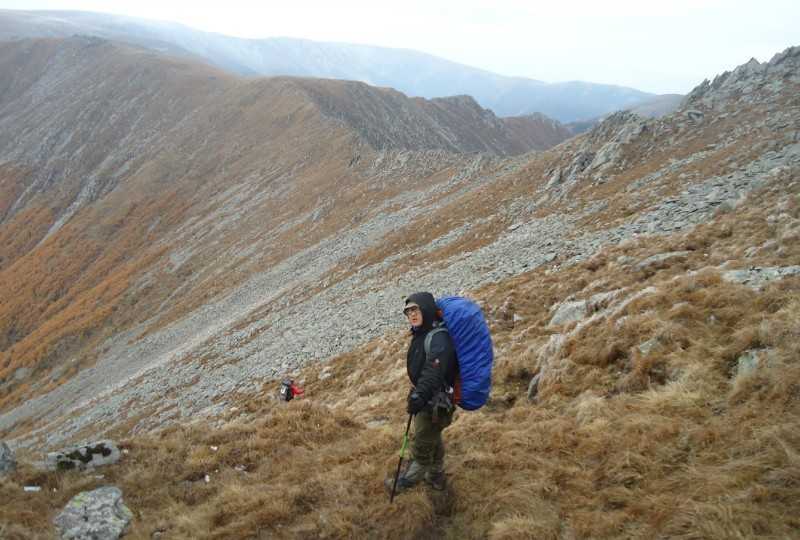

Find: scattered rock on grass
46;440;122;471
0;441;16;475
638;338;660;356
722;265;800;290
548;301;588;327
635;251;691;271
735;349;773;378
53;486;133;540
548;289;623;327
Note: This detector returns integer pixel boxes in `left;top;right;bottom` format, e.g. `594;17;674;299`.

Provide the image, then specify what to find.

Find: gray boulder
53;486;133;540
722;265;800;290
46;440;122;471
546;166;562;189
547;289;623;327
560;150;595;186
637;338;660;357
13;367;32;381
685;109;705;122
0;441;16;475
737;350;760;377
635;251;691;271
548;300;588;327
588;141;622;173
527;373;542;401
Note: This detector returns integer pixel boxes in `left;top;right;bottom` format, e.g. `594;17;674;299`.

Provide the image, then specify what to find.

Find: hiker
386;292;458;493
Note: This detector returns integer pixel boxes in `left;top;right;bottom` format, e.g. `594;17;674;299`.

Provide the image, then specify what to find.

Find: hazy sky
1;0;798;94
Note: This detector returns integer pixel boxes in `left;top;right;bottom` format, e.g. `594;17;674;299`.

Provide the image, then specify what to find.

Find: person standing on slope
386;292;458;493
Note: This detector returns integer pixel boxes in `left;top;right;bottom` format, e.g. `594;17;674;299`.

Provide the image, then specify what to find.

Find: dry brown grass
3;40;800;538
3;174;799;539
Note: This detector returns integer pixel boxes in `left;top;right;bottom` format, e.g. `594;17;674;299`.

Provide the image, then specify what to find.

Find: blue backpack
424;296;494;410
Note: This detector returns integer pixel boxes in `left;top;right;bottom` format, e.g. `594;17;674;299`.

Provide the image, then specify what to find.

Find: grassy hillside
2;174;798;538
1;40;799;538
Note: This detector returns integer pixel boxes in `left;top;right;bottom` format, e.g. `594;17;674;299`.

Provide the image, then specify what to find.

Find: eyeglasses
403;306;421;317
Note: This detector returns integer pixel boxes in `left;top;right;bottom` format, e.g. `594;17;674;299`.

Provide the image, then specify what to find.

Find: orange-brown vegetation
2;37;799;538
0;204;54;274
2;174;798;539
0;38;460;407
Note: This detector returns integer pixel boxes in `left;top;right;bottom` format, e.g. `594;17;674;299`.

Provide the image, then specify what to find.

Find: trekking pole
389;414;414;503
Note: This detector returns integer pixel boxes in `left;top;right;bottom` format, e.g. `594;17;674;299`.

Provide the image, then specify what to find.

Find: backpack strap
421;326;455;401
423;326;449;360
413;326;449;383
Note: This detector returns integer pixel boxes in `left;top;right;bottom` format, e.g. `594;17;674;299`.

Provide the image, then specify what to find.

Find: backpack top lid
436;296;494;410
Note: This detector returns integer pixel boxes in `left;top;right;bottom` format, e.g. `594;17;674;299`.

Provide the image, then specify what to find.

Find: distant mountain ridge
0;9;671;122
0;36;567;233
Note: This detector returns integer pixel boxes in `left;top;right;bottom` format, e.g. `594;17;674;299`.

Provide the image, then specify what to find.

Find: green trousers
410;408;453;475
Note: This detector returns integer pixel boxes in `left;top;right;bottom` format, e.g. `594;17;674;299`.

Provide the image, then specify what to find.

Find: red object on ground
290;382;305;398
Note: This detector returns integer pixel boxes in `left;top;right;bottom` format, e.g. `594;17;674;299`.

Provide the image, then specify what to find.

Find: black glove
407;391;426;415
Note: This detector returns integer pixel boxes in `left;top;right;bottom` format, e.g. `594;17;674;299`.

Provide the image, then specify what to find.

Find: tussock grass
3;146;800;537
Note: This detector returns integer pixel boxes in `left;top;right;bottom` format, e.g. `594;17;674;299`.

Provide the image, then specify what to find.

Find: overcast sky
1;0;798;94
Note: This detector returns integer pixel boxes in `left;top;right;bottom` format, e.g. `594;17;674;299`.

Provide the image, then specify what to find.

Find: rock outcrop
545;110;651;192
53;486;133;540
297;81;569;155
722;265;800;290
682;46;800;108
46;440;122;471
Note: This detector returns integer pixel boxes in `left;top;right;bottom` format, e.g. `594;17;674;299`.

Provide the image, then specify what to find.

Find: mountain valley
0;32;798;539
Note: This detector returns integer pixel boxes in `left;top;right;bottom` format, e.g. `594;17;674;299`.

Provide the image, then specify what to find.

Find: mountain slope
0;41;798;539
0;32;795;442
0;9;664;122
0;36;568;417
0;36;560;236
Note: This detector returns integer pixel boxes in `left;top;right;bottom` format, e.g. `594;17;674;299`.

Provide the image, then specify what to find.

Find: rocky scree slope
2;110;799;539
0;37;559;433
0;43;799;455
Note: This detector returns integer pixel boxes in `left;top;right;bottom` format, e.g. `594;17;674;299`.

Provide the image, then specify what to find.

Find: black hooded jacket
405;292;458;407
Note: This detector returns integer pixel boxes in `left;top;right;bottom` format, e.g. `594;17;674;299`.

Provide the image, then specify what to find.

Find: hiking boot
424;470;446;491
384;474;419;495
384;460;424;495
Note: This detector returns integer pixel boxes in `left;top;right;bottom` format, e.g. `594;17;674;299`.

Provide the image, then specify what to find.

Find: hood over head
405;291;438;330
